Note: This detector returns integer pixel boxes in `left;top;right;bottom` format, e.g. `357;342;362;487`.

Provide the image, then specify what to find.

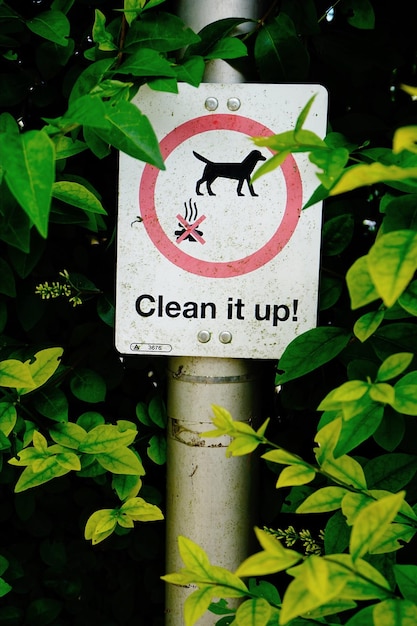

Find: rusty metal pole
165;2;265;624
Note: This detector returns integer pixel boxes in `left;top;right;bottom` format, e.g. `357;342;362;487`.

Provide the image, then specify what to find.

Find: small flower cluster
264;525;324;556
35;270;82;307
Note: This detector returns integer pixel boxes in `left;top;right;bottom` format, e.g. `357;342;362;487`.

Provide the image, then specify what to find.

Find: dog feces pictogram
175;198;206;244
193;150;266;196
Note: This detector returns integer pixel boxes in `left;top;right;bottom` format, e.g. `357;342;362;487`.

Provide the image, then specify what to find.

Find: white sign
116;83;328;359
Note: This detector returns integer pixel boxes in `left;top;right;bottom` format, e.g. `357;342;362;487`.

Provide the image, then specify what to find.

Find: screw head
219;331;232;344
197;330;211;343
227;97;241;111
205;97;218;111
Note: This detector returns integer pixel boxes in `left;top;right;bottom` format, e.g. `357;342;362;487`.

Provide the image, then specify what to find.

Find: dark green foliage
1;0;417;624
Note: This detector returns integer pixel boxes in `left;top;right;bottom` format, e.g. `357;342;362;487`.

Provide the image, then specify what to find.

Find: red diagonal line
176;214;206;244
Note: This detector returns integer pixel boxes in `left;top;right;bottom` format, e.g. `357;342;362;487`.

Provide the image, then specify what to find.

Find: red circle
139;114;302;278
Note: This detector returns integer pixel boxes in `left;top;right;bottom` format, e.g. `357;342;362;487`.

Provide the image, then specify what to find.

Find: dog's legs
236;179;245;196
196;178;204;195
247;178;258;197
206;177;216;196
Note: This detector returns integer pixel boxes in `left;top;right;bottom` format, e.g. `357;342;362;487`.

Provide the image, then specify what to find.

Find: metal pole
165;2;265;624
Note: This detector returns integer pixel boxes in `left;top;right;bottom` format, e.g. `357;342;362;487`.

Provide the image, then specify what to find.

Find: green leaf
0;579;12;598
117;48;176;76
185;17;248;58
276;327;351;384
174;56;205;87
204;37;247;60
276;464;316;488
0;258;15;297
318;380;370;410
334;402;384;456
14;458;71;492
70;368;106;403
135;401;152;426
322;214;355;256
85;509;117;544
399;280;417;316
124;12;200;52
95;99;164;168
349;491;405;561
95;447;145;475
177;536;211;577
377;353;414;382
297;486;348;513
346;256;380;309
184;586;214;626
56;451;81;471
148;395;166;428
330;163;417;196
147;77;178;93
119;497;163;521
92;9;117;51
26;598;62;626
235;528;302;577
393;371;417;415
17;347;63;395
372;599;417;626
353;310;385;342
341;0;375;29
1;130;55;237
367;230;417;307
78;424;136;453
112;474;142;500
147;434;167;465
254;14;309;82
33;387;68;422
234;598;271;626
312;147;351;190
0;402;17;436
394;564;417;603
77;411;105;430
280;557;347;625
50;422;87;449
364;453;417;490
52;181;106;214
324;511;350;553
0;359;34;388
26;10;70;46
369;382;395;405
262;448;309;466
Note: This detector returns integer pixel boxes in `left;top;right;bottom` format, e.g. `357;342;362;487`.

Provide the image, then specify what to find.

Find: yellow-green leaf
119;497;164;522
17;347;63;395
346;256;380;309
52;181;107;214
373;599;417;626
0;359;34;389
95;447;145;475
178;536;211;577
330;163;417;196
367;230;417;307
353;309;385;342
393;126;417;154
297;486;348;513
350;491;405;561
276;464;316;488
235;528;302;577
235;597;271;626
184;586;214;626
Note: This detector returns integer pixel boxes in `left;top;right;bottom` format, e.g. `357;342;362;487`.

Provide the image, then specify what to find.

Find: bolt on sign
116;83;328;359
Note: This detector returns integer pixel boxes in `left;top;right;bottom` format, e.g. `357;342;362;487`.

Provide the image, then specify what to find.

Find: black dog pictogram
193;150;267;197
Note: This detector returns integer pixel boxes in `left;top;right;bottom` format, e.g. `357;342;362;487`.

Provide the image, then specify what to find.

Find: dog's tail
193;151;211;164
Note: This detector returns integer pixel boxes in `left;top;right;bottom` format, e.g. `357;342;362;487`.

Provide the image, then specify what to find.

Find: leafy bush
1;0;417;624
163;96;417;625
